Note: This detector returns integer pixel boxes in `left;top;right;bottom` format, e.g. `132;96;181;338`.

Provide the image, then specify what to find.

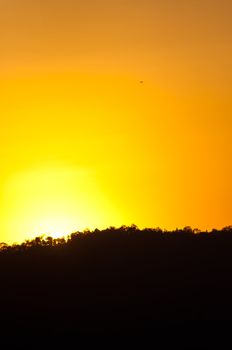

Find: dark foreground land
1;225;232;338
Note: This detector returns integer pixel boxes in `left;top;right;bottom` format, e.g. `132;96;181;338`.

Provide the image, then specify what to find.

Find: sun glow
1;163;120;244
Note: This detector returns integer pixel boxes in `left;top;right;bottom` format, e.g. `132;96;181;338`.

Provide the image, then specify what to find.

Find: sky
0;0;231;243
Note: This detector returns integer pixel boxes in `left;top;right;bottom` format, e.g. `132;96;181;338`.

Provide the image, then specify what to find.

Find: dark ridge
0;224;232;339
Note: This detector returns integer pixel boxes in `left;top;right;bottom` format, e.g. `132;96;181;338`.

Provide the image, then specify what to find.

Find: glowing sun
1;162;120;243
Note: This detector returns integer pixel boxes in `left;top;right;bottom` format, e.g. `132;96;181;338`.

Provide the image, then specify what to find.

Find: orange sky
0;0;231;243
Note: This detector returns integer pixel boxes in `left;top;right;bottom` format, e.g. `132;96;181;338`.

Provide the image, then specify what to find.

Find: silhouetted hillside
0;225;232;339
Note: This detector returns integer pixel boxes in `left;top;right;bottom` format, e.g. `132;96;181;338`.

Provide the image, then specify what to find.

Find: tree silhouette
0;224;231;337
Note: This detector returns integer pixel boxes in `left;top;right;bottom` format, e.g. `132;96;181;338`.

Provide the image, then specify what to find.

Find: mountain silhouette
0;224;232;340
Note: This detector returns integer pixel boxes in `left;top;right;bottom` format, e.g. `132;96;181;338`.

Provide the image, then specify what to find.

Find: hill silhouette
0;224;232;339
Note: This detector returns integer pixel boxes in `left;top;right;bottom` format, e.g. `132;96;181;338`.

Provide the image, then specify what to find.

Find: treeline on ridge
1;224;232;252
1;223;232;335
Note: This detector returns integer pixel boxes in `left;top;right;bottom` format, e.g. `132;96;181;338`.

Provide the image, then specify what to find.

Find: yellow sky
0;0;231;243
